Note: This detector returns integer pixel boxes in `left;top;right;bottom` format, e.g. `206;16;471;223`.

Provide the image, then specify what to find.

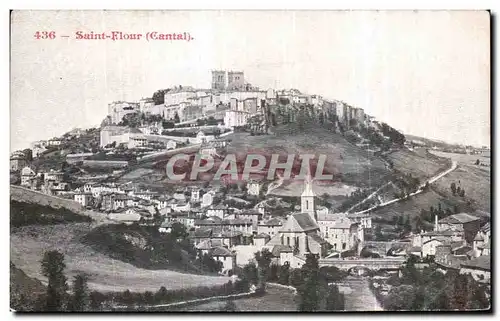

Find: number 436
34;31;56;39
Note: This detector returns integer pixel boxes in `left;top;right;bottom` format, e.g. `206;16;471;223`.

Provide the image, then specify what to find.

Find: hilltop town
10;70;491;311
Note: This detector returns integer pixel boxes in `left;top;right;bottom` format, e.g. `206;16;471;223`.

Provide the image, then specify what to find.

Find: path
350;161;458;215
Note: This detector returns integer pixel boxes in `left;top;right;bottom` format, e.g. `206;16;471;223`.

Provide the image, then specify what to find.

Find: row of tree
378;257;490;311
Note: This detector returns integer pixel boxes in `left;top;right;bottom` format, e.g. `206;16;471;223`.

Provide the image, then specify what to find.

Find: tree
254;249;273;289
241;262;259;286
222;300;238;312
152;89;169;105
297;253;327;311
170;222;188;240
450;182;457;196
384;285;417;311
278;262;290;285
162;120;175;129
374;225;384;241
325;285;345;311
69;274;89;311
41;250;68;311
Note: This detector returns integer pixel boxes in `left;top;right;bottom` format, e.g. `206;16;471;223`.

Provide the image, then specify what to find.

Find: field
10;263;46;311
430;151;491;212
10;223;230;293
370;187;469;221
370;150;490;221
386;148;452;181
269;180;358;198
175;286;298;311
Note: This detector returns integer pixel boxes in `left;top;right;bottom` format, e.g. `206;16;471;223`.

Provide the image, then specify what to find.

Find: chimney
434;214;439;232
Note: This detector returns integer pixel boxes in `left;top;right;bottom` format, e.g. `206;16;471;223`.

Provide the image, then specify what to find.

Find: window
287;237;290;246
342;243;346;250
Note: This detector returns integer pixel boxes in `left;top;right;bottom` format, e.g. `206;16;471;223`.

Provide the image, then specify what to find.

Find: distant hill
405;134;462;149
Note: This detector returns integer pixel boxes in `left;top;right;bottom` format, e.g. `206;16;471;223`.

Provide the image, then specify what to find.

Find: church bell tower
301;174;316;222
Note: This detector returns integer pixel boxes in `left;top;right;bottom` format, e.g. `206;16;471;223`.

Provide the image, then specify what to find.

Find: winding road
350;160;458;215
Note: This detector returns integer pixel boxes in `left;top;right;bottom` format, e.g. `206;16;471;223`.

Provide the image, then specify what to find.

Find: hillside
386;148;452;181
10;263;46;312
10;199;91;228
81;224;215;274
226;122;391;188
11;223;230;293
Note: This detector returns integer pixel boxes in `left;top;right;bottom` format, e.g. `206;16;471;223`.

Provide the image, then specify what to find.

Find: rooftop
438;213;480;224
210;246;234;257
291;213;319;232
461;255;490;271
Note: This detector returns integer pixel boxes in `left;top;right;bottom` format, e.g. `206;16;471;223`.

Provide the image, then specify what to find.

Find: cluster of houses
105;70;370;135
156;176;373;275
408;212;491;283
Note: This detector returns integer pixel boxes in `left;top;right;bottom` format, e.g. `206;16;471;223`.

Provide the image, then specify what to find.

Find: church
264;175;363;262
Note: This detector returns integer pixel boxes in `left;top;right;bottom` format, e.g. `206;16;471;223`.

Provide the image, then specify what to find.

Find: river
336;276;384;311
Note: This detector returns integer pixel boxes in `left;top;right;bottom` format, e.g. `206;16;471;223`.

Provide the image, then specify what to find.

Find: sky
10;10;490;151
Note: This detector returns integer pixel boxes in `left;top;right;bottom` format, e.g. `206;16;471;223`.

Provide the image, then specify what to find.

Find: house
194;131;215;144
20;166;36;187
10;151;27;172
253;233;271;247
43;170;65;183
190;186;201;203
246;181;261;196
347;212;372;229
201;191;215;207
257;217;284;237
173;212;197;230
195;239;224;256
206;204;228;218
317;213;360;252
158;221;173;234
74;192;93;207
200;142;217;156
422;238;444;258
209;246;236;274
211;230;244;248
166;140;177;150
173;190;187;201
113;194;129;210
460;255;491;283
171;201;191;212
437;213;481;244
236;209;263;230
413;230;463;248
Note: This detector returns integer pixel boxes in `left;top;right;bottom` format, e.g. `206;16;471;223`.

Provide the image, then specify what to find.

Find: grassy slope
10;263;46;312
371;151;490;220
10;199;91;228
80;224;207;274
11;223;230;293
386;148;452;181
227;123;391;188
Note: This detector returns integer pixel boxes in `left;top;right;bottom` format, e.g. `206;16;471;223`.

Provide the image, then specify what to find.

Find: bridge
318;257;406;272
359;241;412;256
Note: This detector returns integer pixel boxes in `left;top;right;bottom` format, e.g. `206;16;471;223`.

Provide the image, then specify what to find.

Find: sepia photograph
9;9;491;312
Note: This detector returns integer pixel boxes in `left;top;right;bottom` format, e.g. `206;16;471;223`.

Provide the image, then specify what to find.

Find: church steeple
301;172;316;222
